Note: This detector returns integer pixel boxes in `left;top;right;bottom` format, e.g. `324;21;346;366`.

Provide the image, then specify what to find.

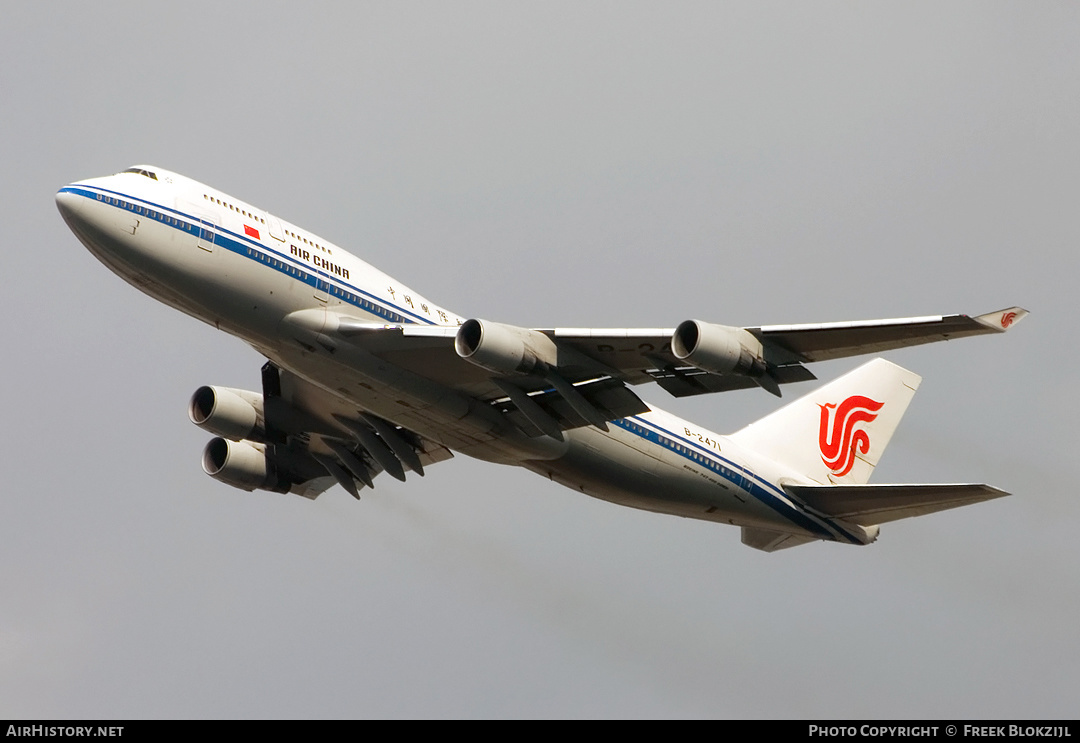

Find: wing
546;306;1028;397
272;363;454;498
297;316;654;441
195;362;454;500
750;306;1029;363
280;305;1025;439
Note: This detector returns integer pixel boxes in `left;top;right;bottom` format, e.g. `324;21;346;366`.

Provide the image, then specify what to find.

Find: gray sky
3;1;1077;718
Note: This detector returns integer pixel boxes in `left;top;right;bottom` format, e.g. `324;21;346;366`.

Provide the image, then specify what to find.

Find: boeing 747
56;165;1025;551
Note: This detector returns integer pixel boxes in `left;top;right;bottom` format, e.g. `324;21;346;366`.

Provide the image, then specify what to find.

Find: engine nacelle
454;319;558;375
188;386;265;441
671;321;767;377
201;437;290;493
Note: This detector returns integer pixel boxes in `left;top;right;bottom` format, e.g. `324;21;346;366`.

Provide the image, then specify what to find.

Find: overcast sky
3;2;1078;718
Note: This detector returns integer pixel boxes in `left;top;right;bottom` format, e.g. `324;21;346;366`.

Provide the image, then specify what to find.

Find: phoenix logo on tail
818;396;884;476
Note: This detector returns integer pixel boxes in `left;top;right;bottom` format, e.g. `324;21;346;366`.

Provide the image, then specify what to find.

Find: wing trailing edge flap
301;415;454;498
651;363;816;398
741;528;819;552
492;376;650;439
783;483;1010;526
264;363;454;499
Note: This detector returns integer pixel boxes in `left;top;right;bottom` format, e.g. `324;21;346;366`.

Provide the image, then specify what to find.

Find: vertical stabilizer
728;358;921;485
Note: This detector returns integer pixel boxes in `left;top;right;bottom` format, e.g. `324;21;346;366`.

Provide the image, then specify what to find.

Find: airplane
56;165;1026;552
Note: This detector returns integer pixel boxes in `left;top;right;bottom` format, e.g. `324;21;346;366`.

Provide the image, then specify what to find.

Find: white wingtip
974;307;1028;331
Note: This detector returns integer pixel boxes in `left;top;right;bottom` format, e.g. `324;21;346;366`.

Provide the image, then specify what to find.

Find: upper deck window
122;167;158;181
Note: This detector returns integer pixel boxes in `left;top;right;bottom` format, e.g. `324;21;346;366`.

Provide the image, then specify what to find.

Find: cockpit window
122;167;158;181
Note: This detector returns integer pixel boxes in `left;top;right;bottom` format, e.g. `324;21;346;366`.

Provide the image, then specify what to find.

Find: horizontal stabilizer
784;483;1010;526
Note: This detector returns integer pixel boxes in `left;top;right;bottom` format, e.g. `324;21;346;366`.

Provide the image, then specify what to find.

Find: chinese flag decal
244;224;260;239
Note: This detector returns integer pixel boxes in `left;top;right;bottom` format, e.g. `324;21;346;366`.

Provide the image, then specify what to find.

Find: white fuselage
56;166;868;545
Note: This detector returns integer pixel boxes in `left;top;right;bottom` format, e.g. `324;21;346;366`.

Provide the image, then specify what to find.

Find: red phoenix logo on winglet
1001;311;1017;328
818;396;884;477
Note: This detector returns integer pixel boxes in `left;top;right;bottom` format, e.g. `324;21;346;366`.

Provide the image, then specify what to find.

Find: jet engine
671;321;767;377
200;437;290;493
454;319;558;375
188;386;265;442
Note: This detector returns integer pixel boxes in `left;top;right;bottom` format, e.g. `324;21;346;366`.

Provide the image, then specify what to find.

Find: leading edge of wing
784;483;1011;526
752;306;1028;363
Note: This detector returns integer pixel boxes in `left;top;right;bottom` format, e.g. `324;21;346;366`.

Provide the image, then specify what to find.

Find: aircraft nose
55;187;84;226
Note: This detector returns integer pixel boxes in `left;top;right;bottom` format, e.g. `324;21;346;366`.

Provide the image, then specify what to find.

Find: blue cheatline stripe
613;415;861;543
61;185;438;326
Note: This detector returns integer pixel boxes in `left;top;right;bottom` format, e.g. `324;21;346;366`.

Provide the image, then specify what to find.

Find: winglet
974;307;1028;332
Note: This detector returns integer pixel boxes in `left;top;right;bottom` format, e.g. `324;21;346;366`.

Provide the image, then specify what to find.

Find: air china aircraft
56;165;1026;551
